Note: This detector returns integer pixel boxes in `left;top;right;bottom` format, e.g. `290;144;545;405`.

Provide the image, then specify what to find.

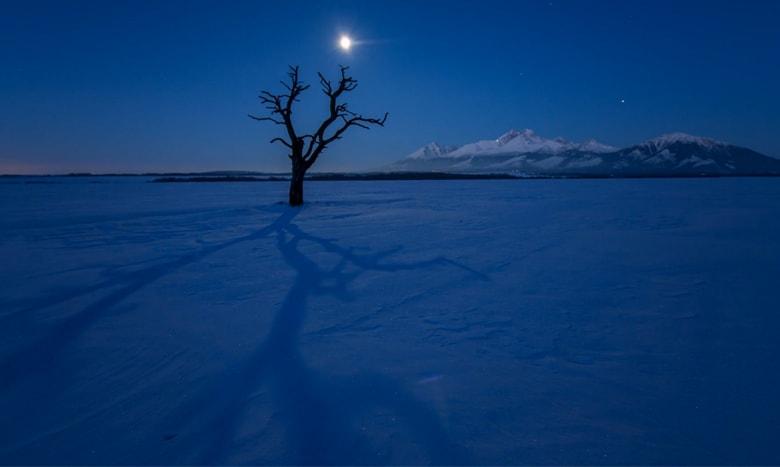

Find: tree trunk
289;160;305;206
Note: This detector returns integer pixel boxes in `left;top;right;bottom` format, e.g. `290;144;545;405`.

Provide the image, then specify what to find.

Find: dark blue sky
1;0;778;173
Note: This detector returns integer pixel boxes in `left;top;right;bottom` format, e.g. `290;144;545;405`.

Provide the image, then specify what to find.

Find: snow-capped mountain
440;129;617;159
386;130;780;176
604;133;780;175
404;142;458;160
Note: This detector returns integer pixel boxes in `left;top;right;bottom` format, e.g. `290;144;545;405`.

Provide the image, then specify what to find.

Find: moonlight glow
339;35;352;51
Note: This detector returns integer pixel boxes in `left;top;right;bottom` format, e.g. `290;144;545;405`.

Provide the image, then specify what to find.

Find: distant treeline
153;172;520;183
6;172;778;184
153;176;287;183
309;172;520;181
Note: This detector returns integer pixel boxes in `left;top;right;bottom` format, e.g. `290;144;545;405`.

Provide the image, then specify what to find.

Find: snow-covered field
1;177;779;465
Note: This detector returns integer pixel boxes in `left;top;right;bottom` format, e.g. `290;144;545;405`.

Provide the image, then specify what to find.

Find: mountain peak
641;132;726;150
405;142;457;160
496;129;539;145
577;138;618;153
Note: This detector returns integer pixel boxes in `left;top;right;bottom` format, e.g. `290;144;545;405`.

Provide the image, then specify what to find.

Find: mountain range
386;129;780;176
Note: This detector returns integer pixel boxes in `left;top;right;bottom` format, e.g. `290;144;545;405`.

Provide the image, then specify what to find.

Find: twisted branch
250;65;387;170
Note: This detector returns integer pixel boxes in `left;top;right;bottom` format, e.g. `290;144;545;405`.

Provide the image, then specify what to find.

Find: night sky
2;0;778;174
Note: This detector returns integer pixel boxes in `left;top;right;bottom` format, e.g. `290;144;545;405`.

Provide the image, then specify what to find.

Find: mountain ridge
386;130;780;176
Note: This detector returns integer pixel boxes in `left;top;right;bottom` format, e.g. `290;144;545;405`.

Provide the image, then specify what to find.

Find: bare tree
250;65;388;206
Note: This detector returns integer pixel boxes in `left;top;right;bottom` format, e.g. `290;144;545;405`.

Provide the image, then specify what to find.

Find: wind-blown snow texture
1;177;779;465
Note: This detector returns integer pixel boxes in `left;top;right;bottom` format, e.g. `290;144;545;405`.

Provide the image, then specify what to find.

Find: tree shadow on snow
0;209;297;396
171;206;484;465
0;205;485;464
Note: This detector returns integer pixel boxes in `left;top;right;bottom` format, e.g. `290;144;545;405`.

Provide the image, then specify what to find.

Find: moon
339;35;352;51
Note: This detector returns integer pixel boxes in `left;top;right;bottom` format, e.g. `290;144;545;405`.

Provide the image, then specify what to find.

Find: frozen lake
1;177;779;464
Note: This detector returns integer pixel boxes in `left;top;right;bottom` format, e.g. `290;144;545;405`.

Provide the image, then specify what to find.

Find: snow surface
2;177;780;465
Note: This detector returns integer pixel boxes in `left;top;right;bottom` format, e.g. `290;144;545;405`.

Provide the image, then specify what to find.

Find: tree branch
251;65;387;173
250;66;312;154
248;114;285;125
269;137;293;149
300;65;387;166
